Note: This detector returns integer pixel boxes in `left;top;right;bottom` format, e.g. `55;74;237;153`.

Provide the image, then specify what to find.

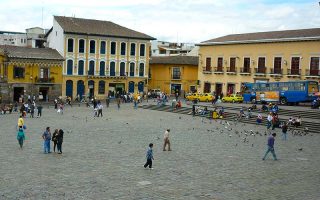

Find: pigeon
252;144;254;147
298;148;303;151
179;117;182;119
229;135;232;137
118;141;122;144
156;137;160;140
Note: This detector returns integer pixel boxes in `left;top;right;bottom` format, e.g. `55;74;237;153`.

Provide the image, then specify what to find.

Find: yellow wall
198;40;320;94
6;61;62;84
149;63;198;94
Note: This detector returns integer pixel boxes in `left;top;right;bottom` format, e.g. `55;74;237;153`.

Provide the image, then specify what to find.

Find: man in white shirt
163;129;171;151
267;112;273;129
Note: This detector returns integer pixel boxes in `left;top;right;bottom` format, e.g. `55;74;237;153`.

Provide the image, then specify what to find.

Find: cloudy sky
0;0;319;43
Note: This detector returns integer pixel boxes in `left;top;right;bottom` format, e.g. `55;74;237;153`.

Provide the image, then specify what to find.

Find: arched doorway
66;80;73;97
77;80;85;100
138;81;144;93
88;80;95;98
128;81;134;93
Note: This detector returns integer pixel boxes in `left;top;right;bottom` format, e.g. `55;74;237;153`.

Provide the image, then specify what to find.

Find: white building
151;40;195;56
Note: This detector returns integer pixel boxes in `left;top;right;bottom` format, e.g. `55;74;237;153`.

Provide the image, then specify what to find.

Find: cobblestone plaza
1;103;319;199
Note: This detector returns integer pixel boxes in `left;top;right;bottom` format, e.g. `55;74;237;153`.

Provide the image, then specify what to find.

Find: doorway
77;80;85;100
204;82;211;93
39;87;49;101
66;80;73;97
227;83;235;95
215;83;222;96
88;80;95;98
14;87;24;102
171;84;181;95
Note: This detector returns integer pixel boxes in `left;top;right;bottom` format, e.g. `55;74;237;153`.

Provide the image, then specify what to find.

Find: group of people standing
42;127;64;154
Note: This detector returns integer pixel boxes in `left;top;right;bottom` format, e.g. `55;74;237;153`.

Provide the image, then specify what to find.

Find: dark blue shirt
267;136;275;148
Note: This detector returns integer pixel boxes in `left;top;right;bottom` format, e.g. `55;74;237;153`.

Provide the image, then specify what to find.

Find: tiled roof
0;45;64;60
150;56;198;65
200;28;320;45
54;16;156;40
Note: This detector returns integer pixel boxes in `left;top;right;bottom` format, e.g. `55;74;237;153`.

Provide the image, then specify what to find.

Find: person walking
52;129;59;152
117;97;121;110
262;133;277;161
267;112;273;129
97;101;103;117
163;129;171;151
42;127;51;154
106;95;110;108
144;143;154;169
282;123;288;141
56;129;64;154
16;127;25;149
17;115;24;128
37;104;43;117
30;103;35;118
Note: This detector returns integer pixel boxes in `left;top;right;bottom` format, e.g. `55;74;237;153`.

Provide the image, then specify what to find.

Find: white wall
47;18;64;56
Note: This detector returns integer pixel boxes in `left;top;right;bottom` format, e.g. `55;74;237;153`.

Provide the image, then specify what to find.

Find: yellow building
0;45;64;102
197;28;320;96
46;16;155;100
149;56;198;95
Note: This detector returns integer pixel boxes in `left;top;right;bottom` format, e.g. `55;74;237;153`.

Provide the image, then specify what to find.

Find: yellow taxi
222;94;243;103
198;93;214;102
186;93;200;101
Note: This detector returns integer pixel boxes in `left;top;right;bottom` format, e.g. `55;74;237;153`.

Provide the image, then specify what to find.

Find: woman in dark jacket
52;129;59;152
57;129;64;154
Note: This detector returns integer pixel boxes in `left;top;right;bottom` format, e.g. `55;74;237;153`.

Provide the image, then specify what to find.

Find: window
88;60;95;75
100;61;105;76
79;39;85;53
40;68;50;80
257;57;266;73
310;57;319;76
90;40;95;54
98;81;105;94
139;63;145;77
230;57;236;71
21;39;23;43
67;60;73;75
217;57;223;71
121;42;126;55
120;62;126;76
130;43;136;56
159;49;166;54
100;41;106;54
243;57;250;72
67;38;74;52
129;63;135;77
172;67;181;79
13;66;25;78
273;57;282;73
111;42;116;55
110;62;115;76
78;60;84;75
205;57;211;71
291;57;300;75
140;44;145;56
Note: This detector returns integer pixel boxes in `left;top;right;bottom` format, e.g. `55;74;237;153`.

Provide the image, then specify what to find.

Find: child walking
144;143;154;169
17;127;25;149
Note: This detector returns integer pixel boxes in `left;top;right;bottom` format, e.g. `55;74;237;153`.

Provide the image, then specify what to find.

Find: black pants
57;142;62;153
38;111;42;117
53;142;57;152
98;109;103;117
144;159;152;168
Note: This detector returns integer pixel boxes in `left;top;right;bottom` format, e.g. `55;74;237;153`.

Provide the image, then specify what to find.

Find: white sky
0;0;319;43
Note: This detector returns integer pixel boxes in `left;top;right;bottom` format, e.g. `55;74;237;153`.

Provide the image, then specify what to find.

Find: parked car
186;93;200;101
198;93;214;102
222;94;243;103
149;89;161;98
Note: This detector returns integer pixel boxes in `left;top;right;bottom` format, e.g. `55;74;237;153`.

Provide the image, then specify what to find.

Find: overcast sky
0;0;319;43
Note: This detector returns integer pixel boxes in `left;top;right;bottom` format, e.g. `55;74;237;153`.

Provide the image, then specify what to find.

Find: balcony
171;75;181;80
239;67;251;75
305;69;319;78
270;68;283;77
202;66;212;74
286;69;301;77
35;77;55;84
213;67;224;74
226;67;237;75
254;67;266;76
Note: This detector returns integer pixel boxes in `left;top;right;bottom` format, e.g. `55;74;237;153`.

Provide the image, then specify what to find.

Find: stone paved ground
0;102;319;200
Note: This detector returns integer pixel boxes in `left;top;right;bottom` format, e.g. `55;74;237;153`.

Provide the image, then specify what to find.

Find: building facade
149;56;198;95
197;28;320;96
0;45;64;103
46;16;155;100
